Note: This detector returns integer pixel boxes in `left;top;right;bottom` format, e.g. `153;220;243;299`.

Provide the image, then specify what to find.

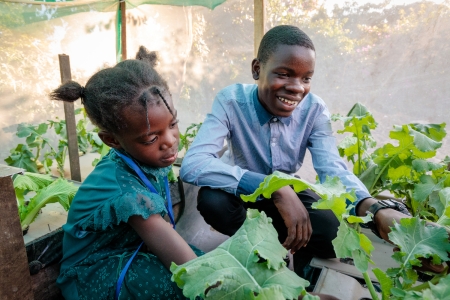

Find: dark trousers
197;186;339;277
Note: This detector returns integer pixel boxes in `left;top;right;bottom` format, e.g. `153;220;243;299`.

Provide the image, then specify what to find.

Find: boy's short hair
257;25;315;64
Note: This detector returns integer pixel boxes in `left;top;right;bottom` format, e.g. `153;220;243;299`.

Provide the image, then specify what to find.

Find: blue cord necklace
114;149;176;299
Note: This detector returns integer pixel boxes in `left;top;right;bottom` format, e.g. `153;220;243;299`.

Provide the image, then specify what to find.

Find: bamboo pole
58;54;81;182
254;0;266;57
120;0;127;61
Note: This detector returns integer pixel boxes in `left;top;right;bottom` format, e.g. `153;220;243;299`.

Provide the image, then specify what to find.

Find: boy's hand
357;198;449;273
272;186;312;254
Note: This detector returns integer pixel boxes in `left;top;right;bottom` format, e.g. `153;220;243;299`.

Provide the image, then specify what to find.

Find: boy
180;25;416;276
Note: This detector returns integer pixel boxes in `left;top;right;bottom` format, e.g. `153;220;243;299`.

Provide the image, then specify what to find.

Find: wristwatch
361;199;411;239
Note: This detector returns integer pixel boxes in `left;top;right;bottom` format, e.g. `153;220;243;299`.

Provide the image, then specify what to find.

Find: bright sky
322;0;448;13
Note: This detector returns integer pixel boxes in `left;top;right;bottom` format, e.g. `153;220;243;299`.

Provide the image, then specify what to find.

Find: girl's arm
128;214;197;269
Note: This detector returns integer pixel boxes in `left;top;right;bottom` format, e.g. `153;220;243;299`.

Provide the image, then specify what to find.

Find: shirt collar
253;87;292;126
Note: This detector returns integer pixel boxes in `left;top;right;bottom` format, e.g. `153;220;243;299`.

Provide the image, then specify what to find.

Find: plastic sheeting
1;0;449;175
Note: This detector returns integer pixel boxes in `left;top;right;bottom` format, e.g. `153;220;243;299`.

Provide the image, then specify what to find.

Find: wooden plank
0;175;34;300
254;0;266;57
120;0;127;61
31;264;63;300
58;54;81;182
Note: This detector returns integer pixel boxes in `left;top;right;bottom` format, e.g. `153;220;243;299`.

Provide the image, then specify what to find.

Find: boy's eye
276;73;288;77
304;77;312;83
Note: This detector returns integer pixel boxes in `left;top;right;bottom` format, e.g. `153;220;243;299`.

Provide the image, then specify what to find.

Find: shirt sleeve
307;106;372;214
180;93;265;196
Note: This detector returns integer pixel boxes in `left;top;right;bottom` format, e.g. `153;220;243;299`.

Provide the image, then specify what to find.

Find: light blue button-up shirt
180;84;371;208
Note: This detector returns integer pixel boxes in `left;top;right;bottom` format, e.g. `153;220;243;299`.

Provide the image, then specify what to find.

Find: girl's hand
129;214;197;269
272;186;312;254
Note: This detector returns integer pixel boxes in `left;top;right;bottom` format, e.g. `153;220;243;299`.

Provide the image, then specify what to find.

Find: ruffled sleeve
79;190;167;231
66;153;170;232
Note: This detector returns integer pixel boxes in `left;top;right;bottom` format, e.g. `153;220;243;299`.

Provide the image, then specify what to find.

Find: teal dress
57;150;200;300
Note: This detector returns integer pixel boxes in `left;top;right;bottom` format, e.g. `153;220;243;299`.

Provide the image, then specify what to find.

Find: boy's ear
98;131;122;149
251;59;260;80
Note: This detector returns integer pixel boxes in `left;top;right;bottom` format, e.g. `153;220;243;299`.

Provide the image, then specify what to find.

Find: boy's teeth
278;97;297;105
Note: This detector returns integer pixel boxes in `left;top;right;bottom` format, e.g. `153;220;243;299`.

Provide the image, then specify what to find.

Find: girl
52;46;200;300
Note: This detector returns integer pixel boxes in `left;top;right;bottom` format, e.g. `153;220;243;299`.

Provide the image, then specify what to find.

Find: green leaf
352;249;369;272
16;122;48;138
20;178;78;229
412;159;446;173
347;214;372;224
388;217;450;269
171;209;310;300
358;232;374;255
373;268;393;300
425;274;450;299
13;172;54;192
410;123;447;142
241;172;356;221
332;221;360;258
4;144;38;173
413;175;445;203
436;188;450;225
403;274;450;300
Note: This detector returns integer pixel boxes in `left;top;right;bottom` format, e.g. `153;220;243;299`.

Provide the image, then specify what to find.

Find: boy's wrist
356;197;377;216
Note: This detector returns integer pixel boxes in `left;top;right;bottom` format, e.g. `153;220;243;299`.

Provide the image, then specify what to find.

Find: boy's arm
307;108;371;209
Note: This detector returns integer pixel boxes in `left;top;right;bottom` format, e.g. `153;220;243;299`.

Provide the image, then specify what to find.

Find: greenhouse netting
1;0;449;182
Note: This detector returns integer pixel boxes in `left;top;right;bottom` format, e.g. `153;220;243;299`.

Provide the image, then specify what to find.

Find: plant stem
363;271;379;300
407;273;444;292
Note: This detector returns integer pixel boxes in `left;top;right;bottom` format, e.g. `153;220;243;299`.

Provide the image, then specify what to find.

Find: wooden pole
254;0;266;58
0;165;33;300
58;54;81;182
120;0;127;61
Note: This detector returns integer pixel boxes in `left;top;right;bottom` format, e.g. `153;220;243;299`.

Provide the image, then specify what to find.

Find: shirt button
272;117;278;122
271;142;276;146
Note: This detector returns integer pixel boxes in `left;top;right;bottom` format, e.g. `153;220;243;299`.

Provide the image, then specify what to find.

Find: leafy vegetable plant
241;171;450;300
168;122;203;183
332;103;450;221
5;108;107;177
13;172;78;231
171;208;317;300
179;122;202;153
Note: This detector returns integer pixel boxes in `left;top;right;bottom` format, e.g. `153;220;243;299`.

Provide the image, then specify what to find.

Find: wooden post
0;165;33;300
58;54;81;182
254;0;266;57
120;0;127;61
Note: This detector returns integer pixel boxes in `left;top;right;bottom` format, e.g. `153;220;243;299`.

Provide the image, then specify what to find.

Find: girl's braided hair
50;46;172;133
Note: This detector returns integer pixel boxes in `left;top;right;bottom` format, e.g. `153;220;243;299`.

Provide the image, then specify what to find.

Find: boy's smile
252;44;315;117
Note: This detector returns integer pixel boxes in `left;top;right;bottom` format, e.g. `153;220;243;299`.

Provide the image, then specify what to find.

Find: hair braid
152;87;174;117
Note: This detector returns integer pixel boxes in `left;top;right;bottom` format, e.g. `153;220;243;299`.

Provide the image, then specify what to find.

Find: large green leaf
388;217;450;269
20;178;78;229
240;172;356;221
13;172;54;192
171;209;315;300
13;172;54;208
